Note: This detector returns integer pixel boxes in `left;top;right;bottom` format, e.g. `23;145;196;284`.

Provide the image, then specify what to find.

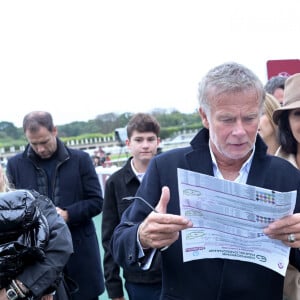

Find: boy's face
126;130;160;163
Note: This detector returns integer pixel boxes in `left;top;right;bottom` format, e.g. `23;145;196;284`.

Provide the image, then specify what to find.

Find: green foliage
0;110;203;147
152;108;200;128
160;123;202;139
0;122;23;140
58;112;133;136
0;122;26;148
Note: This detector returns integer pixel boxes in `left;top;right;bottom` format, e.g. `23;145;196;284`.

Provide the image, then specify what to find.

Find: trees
0;109;202;147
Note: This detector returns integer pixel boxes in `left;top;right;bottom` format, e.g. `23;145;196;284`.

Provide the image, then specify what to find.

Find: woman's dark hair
278;110;297;154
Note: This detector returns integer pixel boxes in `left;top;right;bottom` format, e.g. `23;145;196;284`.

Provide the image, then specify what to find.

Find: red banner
266;59;300;79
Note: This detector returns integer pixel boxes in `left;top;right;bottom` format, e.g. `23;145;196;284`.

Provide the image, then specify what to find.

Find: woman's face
288;108;300;144
258;113;274;140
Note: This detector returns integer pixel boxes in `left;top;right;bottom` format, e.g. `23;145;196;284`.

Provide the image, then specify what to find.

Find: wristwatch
6;288;19;300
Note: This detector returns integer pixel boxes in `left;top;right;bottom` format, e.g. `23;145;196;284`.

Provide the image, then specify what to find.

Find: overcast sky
0;0;299;127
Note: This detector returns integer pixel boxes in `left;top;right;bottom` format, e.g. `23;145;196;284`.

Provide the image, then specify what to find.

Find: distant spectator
103;152;112;167
97;147;106;163
264;75;288;105
92;155;102;167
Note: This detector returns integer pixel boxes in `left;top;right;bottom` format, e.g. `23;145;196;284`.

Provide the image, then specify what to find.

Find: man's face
126;130;160;164
200;90;260;161
26;126;58;159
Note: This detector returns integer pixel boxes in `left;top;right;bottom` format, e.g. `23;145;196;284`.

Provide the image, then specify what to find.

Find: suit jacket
111;128;300;300
6;138;104;300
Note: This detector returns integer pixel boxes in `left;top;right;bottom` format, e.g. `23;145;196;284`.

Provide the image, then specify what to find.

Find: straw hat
273;73;300;125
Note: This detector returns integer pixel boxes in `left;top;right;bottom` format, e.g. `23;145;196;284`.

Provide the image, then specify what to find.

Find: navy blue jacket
111;128;300;300
6;138;104;300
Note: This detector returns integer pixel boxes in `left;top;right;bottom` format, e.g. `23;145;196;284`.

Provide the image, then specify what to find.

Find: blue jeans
125;281;161;300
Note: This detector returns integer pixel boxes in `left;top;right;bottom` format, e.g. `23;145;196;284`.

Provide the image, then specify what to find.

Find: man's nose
232;120;246;135
141;140;151;148
36;145;45;152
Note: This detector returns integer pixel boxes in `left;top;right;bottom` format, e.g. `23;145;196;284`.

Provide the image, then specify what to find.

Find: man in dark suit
6;111;104;300
111;62;300;300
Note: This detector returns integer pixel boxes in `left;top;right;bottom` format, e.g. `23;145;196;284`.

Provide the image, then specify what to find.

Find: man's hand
56;207;69;222
264;213;300;247
0;288;7;300
138;186;193;249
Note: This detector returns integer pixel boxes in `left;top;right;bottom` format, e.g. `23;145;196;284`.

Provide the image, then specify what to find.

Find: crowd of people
92;147;112;168
1;63;300;300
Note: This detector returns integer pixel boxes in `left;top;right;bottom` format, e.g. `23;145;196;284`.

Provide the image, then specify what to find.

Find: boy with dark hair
102;113;162;300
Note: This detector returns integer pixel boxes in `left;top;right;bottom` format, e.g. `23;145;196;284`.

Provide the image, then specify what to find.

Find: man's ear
199;108;209;129
53;126;58;137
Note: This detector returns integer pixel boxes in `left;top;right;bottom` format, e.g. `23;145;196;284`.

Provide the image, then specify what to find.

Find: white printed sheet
177;168;296;276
